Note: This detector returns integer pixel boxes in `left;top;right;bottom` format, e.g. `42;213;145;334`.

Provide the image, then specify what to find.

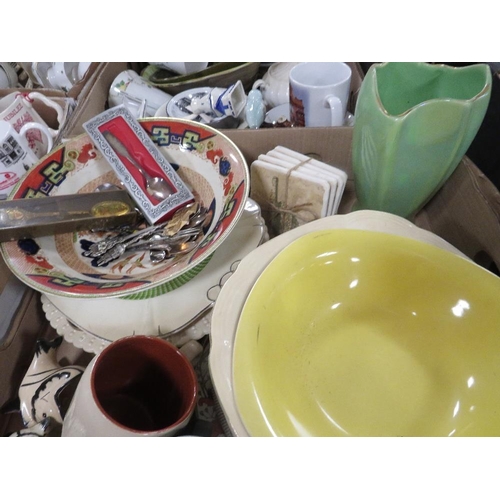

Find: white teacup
253;62;300;109
61;336;199;437
0;92;64;157
0;121;53;197
108;69;173;118
289;62;352;127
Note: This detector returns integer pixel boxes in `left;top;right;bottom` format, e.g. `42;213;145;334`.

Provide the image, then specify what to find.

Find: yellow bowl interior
233;229;500;436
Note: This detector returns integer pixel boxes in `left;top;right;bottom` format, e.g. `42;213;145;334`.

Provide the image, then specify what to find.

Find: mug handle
19;122;54;156
252;79;266;91
26;91;65;134
325;95;344;126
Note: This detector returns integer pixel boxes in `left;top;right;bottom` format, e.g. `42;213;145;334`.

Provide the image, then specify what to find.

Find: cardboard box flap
224;127;500;272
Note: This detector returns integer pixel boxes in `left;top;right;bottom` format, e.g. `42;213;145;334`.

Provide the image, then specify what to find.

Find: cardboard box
54;58;500;275
62;62;130;139
1;63;500;435
224;126;500;273
61;62;365;138
16;62;101;101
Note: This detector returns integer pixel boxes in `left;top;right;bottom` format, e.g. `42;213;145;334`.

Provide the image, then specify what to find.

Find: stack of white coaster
250;145;348;235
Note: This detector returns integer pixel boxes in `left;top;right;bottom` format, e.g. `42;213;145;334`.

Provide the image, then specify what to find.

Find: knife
0;190;141;242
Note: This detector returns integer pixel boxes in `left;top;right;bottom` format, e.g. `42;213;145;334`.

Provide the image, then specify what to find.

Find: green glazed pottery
352;62;492;218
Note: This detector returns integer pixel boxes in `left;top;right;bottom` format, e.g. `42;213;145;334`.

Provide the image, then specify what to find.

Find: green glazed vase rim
370;62;492;118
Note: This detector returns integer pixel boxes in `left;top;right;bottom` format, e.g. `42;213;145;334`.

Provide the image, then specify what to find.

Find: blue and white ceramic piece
168;81;247;127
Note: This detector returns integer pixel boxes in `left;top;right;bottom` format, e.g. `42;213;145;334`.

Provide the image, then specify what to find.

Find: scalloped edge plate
41;198;268;354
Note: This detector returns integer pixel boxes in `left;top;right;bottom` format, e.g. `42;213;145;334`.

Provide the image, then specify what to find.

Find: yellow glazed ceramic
233;229;500;436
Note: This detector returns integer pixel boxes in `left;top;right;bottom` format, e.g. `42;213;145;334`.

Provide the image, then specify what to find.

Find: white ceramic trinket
245;89;266;129
18;336;84;427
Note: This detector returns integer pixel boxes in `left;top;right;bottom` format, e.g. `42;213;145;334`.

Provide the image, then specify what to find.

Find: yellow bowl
233;229;500;436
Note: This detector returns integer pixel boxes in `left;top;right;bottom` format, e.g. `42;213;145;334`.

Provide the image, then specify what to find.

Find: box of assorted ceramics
60;60;500;270
60;62;365;137
1;62;500;436
11;62;101;100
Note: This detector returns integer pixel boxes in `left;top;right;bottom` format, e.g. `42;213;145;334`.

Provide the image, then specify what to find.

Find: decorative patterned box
83;106;194;225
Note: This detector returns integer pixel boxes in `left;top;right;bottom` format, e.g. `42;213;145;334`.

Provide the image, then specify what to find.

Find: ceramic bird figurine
18;336;85;427
245;89;266;129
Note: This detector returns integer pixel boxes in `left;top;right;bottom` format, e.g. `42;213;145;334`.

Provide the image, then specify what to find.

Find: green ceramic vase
352;62;492;218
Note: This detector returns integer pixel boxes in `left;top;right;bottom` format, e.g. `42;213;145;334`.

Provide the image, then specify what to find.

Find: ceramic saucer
264;103;290;126
154;99;172;117
264;105;355;127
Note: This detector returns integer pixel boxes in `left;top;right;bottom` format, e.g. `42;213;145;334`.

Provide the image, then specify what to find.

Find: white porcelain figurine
18;336;84;427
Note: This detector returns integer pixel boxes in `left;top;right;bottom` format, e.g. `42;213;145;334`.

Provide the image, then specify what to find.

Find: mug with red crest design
0;91;64;158
0;120;53;198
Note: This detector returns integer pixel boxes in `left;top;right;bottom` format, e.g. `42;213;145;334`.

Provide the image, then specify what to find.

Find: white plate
264;103;290;125
41;199;268;354
208;210;469;437
41;294;214;355
154;100;170;118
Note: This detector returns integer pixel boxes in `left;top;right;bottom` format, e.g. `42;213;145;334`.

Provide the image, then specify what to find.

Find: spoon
187;208;208;229
102;130;174;201
149;240;199;264
150;248;167;264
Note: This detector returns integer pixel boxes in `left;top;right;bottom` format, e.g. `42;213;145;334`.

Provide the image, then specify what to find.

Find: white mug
289;62;352;127
0;92;64;157
108;70;173;118
0;121;53;197
61;336;200;437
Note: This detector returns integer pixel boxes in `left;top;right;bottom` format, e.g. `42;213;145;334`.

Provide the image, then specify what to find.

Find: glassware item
352;62;492;218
